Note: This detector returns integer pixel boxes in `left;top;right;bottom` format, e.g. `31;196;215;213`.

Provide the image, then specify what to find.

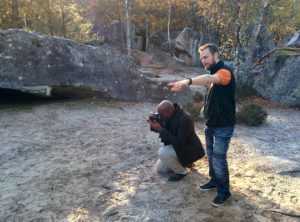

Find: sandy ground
0;99;300;222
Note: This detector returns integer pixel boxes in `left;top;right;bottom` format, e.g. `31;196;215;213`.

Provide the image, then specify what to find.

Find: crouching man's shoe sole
211;195;231;207
168;173;187;181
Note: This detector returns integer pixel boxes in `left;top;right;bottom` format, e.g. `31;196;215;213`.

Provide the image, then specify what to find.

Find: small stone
107;211;118;217
101;184;111;190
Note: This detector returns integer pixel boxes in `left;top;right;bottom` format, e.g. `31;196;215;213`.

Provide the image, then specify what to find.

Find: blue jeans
204;126;234;198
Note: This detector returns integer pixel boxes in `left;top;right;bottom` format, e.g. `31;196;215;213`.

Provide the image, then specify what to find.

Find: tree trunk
145;19;149;52
125;0;132;56
250;0;269;62
45;0;54;35
59;0;66;37
234;0;242;81
167;0;171;48
11;0;21;28
242;0;269;86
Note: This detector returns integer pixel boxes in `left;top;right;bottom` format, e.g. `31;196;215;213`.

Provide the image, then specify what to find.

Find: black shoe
199;182;216;191
211;195;231;207
168;173;187;181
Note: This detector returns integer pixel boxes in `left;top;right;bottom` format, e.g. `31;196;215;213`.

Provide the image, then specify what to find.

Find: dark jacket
204;61;236;127
159;104;205;167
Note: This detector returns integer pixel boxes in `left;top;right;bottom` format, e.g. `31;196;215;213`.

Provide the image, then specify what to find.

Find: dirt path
0;100;299;222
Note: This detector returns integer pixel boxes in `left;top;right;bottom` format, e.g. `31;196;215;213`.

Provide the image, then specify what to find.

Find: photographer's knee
155;159;170;173
158;147;170;161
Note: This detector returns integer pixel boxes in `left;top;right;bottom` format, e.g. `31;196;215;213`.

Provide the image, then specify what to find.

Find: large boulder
251;29;300;106
237;26;300;105
0;29;192;103
174;27;201;67
253;53;300;106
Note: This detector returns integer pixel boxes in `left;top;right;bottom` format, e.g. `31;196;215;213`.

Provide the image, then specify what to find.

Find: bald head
157;100;175;121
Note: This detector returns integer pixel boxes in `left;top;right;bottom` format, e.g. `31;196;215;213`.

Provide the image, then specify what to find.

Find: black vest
204;61;236;127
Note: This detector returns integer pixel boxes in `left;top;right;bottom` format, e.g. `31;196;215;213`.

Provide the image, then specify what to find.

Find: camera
149;113;164;125
148;113;165;132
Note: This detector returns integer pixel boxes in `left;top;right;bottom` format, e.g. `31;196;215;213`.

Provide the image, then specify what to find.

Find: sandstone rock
0;29;192;103
249;29;300;105
236;26;300;105
149;30;181;48
160;40;175;54
149;31;166;47
135;36;143;51
175;27;201;66
253;54;300;105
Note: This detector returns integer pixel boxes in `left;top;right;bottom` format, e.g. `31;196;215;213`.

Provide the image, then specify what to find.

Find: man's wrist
180;79;189;86
186;78;193;85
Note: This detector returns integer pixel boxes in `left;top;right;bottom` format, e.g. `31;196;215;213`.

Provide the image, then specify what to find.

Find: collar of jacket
208;60;224;74
166;103;182;123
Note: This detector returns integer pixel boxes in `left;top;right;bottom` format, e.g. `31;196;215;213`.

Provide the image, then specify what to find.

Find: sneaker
211;195;231;207
168;173;187;181
199;182;216;191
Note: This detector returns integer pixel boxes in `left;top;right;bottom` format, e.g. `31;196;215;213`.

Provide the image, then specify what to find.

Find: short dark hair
199;43;219;55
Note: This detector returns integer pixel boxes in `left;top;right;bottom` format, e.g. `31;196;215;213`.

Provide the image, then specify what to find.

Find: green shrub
236;85;257;101
182;102;203;122
237;104;268;126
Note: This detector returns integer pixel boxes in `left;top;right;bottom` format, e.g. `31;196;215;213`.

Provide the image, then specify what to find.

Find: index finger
168;82;176;88
168;82;176;87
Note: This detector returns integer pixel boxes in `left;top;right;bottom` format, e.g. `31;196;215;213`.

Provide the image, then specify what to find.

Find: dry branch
263;209;300;218
252;47;300;70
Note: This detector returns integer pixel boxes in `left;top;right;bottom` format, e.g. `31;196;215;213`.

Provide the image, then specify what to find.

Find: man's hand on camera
147;120;162;133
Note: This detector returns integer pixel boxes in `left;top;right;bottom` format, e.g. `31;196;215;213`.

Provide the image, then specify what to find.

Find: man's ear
213;52;219;61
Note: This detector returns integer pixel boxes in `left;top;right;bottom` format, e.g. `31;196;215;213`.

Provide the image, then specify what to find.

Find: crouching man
148;100;205;181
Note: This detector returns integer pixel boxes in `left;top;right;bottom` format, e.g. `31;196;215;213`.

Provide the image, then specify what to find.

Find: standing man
168;43;236;207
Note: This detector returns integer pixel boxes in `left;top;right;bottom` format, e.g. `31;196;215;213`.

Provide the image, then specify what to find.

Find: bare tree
59;0;66;37
11;0;21;28
145;19;149;52
167;0;171;47
241;0;270;85
250;0;269;59
125;0;132;56
45;0;54;35
233;0;242;80
248;0;281;63
253;47;300;70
